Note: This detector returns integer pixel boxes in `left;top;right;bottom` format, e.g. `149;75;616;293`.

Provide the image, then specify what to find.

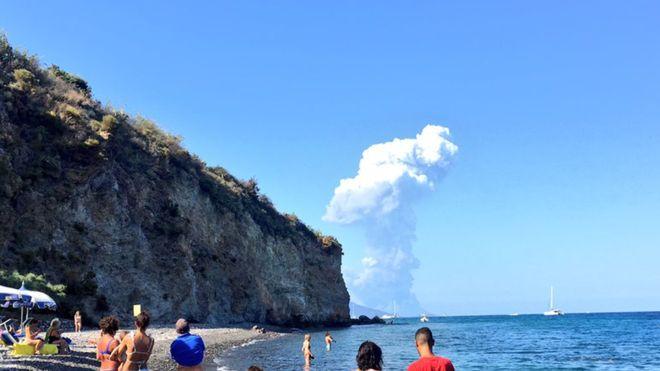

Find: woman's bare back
121;332;154;370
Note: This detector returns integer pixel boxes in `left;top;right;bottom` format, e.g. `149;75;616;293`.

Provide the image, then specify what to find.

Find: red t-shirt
407;356;455;371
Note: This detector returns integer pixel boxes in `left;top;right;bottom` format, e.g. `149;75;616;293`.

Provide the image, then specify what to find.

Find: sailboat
381;301;398;321
420;313;429;322
543;286;564;316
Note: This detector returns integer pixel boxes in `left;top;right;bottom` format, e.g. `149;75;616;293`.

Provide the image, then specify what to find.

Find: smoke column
323;125;458;315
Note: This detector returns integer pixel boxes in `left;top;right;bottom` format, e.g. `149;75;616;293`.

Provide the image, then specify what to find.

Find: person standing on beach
301;334;314;367
74;311;83;332
325;331;334;351
170;318;205;371
111;311;155;371
407;327;455;371
96;316;120;371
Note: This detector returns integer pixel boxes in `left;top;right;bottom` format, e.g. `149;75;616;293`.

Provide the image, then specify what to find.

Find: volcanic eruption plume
323;125;458;315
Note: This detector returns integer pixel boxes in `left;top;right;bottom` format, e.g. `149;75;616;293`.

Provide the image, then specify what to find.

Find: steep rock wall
0;36;350;326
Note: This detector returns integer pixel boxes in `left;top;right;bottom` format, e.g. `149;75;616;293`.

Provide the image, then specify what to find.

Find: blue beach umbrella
0;284;31;305
15;282;57;326
0;285;16;300
0;284;31;327
0;283;56;328
20;284;56;310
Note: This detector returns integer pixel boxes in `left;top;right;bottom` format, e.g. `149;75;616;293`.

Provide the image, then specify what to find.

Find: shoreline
0;324;283;371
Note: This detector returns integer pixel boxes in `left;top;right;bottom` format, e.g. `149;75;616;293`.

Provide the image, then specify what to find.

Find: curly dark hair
356;340;383;370
99;316;119;336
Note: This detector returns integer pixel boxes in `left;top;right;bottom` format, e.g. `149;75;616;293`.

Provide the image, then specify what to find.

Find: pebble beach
0;324;281;370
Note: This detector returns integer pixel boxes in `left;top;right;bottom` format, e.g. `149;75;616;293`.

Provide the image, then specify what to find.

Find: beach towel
10;342;58;356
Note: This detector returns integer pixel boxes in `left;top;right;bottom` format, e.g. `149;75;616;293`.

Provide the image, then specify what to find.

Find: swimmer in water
325;331;334;351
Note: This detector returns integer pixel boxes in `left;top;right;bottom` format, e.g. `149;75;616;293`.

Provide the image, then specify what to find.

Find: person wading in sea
407;327;455;371
301;334;314;367
325;331;334;351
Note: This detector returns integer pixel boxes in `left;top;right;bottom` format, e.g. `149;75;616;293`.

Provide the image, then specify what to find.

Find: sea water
216;312;660;370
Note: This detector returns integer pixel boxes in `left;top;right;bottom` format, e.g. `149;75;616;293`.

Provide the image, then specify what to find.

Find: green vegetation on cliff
0;35;349;326
0;34;340;248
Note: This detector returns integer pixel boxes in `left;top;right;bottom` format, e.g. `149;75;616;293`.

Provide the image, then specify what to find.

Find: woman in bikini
301;334;314;367
111;311;155;371
74;311;83;332
45;318;70;353
24;319;44;354
97;316;121;371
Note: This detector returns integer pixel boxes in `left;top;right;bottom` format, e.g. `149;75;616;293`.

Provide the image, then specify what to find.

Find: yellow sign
133;304;141;316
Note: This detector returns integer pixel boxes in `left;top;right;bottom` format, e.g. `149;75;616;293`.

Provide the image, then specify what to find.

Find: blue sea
216;312;660;370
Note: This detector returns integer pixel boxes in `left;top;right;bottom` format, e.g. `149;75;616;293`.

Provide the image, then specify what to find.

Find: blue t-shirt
170;333;205;366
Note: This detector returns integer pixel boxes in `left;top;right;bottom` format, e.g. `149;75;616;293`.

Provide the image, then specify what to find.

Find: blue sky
2;1;659;315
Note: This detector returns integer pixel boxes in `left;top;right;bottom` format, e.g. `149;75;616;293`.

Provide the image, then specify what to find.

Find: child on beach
301;334;314;367
325;331;334;351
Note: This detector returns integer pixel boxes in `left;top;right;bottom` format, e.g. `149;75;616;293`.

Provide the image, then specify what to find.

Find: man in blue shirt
170;318;205;370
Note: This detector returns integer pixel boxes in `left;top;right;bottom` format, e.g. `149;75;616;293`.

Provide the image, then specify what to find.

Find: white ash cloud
324;125;458;315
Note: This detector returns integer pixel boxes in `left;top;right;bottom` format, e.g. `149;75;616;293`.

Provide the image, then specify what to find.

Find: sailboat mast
550;286;554;309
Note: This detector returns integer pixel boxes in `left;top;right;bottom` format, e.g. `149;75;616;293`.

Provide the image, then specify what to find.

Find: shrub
0;270;67;298
243;177;259;194
84;138;100;147
258;193;274;208
48;65;91;95
62;104;82;124
133;116;183;156
89;119;102;132
9;68;36;92
319;235;342;251
285;213;300;224
101;114;117;132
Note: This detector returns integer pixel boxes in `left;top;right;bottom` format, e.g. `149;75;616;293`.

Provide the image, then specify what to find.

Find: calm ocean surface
216;312;660;370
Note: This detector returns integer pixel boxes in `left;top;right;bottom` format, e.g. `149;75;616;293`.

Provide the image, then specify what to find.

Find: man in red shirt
407;327;455;371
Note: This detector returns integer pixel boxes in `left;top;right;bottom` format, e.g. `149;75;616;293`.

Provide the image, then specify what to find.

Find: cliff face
0;37;350;326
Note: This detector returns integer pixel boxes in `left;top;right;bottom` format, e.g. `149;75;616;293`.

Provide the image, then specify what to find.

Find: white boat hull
543;309;564;316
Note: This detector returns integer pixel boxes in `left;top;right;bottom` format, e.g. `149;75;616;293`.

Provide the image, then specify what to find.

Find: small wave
238;338;266;348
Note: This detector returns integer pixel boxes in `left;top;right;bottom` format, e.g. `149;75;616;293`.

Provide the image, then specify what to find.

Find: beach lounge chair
0;319;19;345
0;329;18;345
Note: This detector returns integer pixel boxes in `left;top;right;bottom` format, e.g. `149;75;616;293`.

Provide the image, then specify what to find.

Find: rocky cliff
0;36;350;326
